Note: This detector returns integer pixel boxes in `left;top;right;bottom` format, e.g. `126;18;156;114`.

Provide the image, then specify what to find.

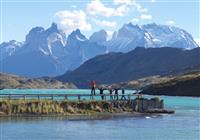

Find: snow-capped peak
105;23;198;52
67;29;87;42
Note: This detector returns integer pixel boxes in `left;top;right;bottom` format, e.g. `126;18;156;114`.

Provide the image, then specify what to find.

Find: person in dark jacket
108;86;114;100
114;88;119;100
121;88;126;100
98;87;105;100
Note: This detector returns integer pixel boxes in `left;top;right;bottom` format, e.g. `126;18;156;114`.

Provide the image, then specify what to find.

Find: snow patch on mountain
0;40;23;61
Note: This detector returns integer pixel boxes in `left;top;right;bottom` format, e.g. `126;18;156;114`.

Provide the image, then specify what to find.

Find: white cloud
54;0;151;34
114;0;148;13
116;5;130;16
55;10;91;34
194;39;200;47
94;19;116;27
140;14;152;20
131;18;139;23
87;0;116;17
86;0;149;18
138;7;148;13
151;0;156;2
71;5;77;8
132;0;148;13
86;0;129;17
166;20;175;26
113;0;132;5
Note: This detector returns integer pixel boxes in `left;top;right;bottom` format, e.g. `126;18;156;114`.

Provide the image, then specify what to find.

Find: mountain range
105;23;198;52
56;47;200;88
0;23;106;77
0;22;199;77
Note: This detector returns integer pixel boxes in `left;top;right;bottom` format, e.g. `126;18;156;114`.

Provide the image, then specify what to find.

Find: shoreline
0;112;168;120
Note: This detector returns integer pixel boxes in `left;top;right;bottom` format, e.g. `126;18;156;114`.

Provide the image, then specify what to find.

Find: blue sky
0;0;199;43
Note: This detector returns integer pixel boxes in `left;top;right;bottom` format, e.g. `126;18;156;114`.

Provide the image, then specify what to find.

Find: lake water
0;89;199;140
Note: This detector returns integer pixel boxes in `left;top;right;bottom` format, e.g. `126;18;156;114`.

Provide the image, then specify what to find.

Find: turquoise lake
0;89;199;140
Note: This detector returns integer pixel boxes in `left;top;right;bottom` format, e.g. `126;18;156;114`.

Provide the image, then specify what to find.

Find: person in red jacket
90;80;96;96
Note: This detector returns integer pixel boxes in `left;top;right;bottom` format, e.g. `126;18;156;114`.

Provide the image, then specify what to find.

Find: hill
141;71;200;97
0;73;76;89
57;47;200;88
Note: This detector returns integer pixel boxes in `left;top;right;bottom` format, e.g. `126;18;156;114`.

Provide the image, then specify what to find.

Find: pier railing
0;93;141;101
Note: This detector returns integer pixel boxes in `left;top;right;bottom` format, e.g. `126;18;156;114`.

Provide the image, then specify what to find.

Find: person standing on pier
114;88;119;100
108;87;114;100
90;80;96;96
121;88;126;100
90;80;96;100
98;87;105;100
108;86;114;100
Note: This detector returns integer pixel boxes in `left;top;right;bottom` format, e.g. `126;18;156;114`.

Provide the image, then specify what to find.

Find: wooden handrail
0;93;140;101
0;93;138;96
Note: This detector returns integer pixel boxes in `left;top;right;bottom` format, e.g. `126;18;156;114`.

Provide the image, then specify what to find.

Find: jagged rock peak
46;22;59;33
89;29;107;43
68;29;87;41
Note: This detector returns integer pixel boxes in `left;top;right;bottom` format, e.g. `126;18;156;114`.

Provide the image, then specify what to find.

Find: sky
0;0;199;43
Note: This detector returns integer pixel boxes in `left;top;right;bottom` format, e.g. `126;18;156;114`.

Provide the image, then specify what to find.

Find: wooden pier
0;93;174;114
0;93;140;101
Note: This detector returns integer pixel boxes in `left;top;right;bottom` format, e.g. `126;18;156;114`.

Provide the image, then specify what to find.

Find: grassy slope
0;73;77;89
119;75;173;90
141;71;200;97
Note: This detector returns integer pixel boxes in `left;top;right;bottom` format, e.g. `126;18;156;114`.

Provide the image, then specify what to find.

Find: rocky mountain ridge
0;22;199;77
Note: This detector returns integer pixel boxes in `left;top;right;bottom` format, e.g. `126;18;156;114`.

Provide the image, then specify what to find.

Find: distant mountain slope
141;71;200;97
0;73;76;89
0;22;199;77
1;50;60;77
57;47;200;88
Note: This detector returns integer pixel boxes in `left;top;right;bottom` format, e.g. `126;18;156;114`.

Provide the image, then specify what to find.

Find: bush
102;101;111;111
